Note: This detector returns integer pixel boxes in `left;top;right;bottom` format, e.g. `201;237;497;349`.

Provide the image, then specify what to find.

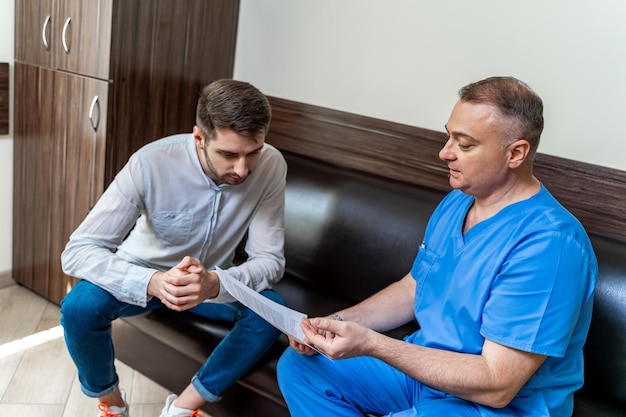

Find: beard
203;145;248;185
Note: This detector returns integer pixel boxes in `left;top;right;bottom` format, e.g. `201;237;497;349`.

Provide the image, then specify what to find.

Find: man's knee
60;280;115;329
277;347;301;386
276;348;292;387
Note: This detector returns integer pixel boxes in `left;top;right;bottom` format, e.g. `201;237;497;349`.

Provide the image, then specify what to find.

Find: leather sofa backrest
582;233;626;404
283;151;444;303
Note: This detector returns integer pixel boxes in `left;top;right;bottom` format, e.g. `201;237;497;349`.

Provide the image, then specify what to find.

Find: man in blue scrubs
277;76;597;417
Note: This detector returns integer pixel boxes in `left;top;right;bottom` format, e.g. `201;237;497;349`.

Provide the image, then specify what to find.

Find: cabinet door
13;63;59;297
55;0;113;80
15;0;55;67
48;73;109;303
13;63;108;304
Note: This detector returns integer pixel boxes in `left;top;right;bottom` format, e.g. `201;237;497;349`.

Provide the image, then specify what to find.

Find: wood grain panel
12;64;57;298
266;96;626;241
533;155;626;242
267;97;451;191
55;0;113;80
14;0;54;68
0;63;8;134
13;0;241;303
105;0;240;185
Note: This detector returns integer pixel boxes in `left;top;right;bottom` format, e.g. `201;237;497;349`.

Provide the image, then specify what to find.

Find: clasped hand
289;317;375;360
148;256;220;311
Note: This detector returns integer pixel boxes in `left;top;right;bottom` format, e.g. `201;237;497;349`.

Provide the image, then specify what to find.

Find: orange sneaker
97;389;129;417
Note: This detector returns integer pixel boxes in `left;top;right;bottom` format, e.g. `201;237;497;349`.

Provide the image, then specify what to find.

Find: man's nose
439;138;455;161
233;158;249;177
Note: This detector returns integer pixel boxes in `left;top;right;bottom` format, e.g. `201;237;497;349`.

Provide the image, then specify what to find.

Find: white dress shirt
61;134;286;307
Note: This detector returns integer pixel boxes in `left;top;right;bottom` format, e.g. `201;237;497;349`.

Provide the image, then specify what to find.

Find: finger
175;255;193;269
301;321;327;344
163;280;203;299
301;345;317;356
289;338;317;356
180;256;203;268
289;339;306;352
162;280;185;296
160;297;194;312
314;317;344;338
165;273;200;287
187;264;204;274
160;289;199;310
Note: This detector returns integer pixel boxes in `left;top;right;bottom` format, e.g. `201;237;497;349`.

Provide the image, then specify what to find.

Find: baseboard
0;270;16;289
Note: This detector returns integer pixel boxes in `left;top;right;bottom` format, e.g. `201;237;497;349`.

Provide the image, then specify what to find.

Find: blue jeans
60;279;284;401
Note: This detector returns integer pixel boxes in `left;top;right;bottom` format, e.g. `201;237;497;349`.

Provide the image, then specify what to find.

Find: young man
60;79;287;417
277;77;597;417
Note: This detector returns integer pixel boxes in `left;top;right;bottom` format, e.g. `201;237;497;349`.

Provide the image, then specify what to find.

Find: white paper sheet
215;267;310;345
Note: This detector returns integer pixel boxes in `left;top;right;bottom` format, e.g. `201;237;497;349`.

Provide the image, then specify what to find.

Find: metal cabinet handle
42;15;51;50
88;96;100;131
62;17;71;53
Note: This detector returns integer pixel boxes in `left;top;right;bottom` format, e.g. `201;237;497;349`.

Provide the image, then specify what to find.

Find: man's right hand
287;334;319;356
147;256;220;311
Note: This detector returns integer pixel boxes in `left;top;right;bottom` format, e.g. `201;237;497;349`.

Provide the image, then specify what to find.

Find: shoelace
190;411;202;417
97;402;123;417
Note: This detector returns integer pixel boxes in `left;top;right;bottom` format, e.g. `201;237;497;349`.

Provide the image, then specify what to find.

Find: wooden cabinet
13;64;108;302
15;0;112;79
13;0;240;304
54;0;113;80
14;0;54;68
13;64;56;299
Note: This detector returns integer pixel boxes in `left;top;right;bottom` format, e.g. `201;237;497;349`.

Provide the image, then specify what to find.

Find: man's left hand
300;316;376;360
159;256;220;311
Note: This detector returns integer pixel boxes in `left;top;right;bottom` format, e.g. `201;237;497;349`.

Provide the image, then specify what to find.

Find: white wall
235;0;626;172
0;0;14;272
2;1;625;273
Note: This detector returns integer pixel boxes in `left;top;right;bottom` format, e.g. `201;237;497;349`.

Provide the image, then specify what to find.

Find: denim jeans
60;279;284;401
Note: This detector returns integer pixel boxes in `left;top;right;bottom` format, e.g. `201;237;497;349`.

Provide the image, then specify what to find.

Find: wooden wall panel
0;63;8;135
533;155;626;241
266;96;626;241
267;97;450;191
105;0;240;185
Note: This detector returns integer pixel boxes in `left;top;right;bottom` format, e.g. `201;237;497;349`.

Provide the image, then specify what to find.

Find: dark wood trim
266;96;626;241
533;154;626;241
267;97;450;191
0;63;8;135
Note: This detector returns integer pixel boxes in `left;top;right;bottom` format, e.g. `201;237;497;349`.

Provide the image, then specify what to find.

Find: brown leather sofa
112;151;626;417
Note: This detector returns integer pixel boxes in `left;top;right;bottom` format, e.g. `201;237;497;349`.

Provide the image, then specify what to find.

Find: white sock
168;400;194;416
108;404;127;414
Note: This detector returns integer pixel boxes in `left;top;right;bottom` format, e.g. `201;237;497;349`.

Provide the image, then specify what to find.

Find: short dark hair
459;76;544;151
196;79;271;140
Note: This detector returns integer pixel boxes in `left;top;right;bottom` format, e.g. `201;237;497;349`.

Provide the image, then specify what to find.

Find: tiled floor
0;276;211;417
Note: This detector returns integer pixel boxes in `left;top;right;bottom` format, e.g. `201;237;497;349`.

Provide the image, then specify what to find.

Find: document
216;267;312;348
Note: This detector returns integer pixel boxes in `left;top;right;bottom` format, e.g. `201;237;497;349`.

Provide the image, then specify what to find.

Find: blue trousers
277;347;486;417
60;279;283;401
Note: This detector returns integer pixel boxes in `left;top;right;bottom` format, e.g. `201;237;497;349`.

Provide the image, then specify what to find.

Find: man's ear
508;139;531;169
193;125;204;147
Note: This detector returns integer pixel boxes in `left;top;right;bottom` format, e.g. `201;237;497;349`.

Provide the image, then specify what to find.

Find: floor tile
128;370;171;405
0;286;48;344
0;284;214;417
0;403;65;417
3;336;74;404
0;354;22;398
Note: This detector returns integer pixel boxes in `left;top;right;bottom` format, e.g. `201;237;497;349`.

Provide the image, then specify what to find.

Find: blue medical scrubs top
408;186;597;416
